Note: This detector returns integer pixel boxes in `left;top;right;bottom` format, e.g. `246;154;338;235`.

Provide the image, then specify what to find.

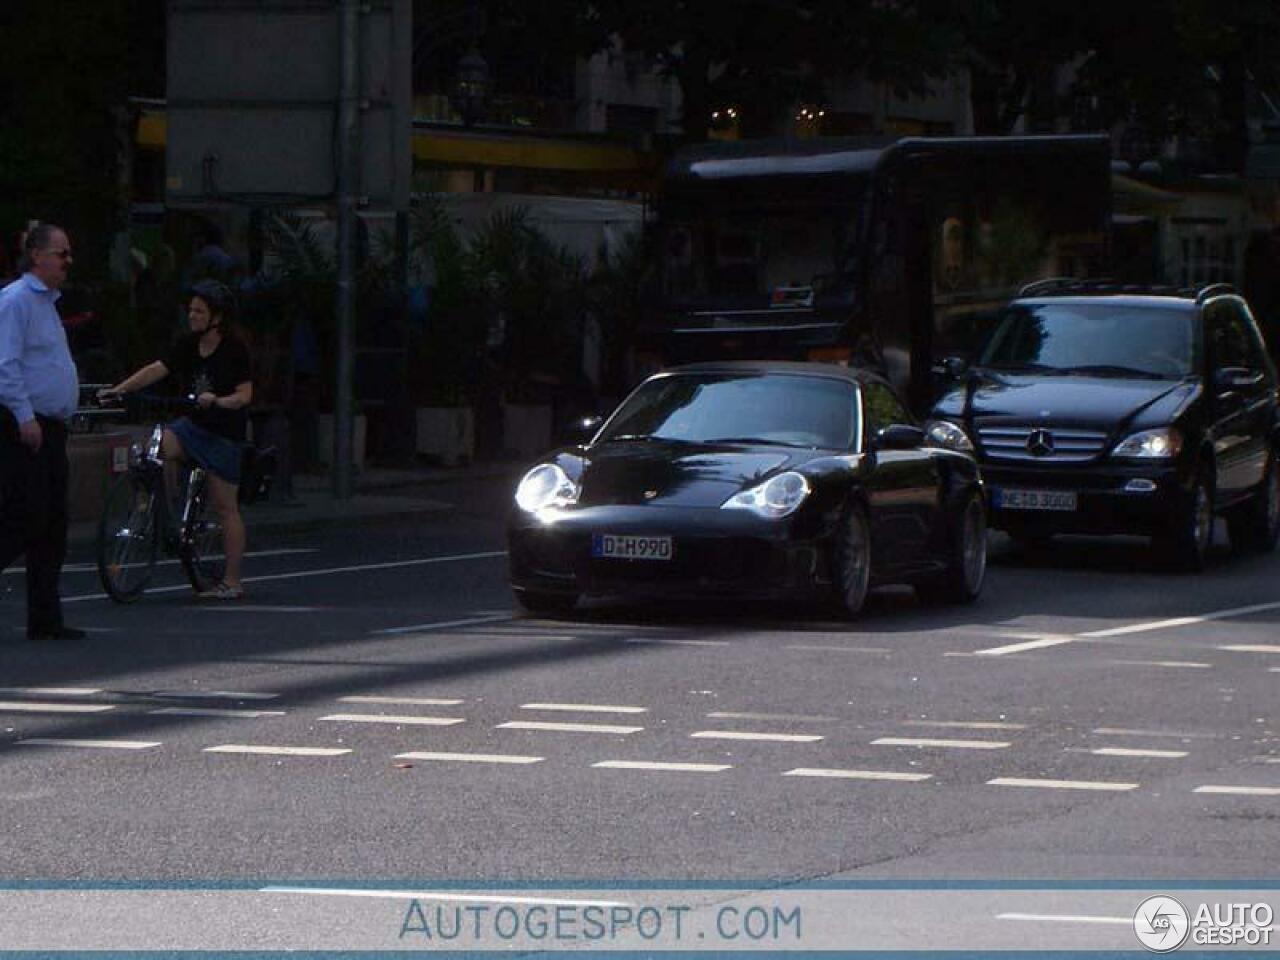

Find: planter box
415;406;474;466
502;403;553;461
316;413;366;471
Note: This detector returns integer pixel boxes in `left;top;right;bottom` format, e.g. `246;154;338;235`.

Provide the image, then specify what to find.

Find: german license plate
993;488;1077;511
591;534;673;561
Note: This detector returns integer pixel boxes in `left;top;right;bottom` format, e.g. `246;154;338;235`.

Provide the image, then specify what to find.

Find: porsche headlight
515;463;581;512
924;419;974;453
1111;427;1182;460
722;471;811;519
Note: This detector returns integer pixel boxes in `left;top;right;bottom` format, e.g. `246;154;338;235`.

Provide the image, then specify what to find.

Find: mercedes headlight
515;463;581;512
722;471;811;519
924;419;974;453
1111;427;1182;459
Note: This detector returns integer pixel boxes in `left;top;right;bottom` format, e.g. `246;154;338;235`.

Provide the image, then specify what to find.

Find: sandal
197;581;245;600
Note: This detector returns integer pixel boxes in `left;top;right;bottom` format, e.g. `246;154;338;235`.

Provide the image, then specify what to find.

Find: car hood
938;371;1197;429
577;441;802;507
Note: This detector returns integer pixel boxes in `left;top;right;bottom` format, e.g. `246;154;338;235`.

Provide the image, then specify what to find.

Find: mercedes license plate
993;488;1077;511
591;534;673;561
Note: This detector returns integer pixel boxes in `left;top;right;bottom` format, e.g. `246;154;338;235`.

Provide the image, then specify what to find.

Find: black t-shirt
165;333;252;442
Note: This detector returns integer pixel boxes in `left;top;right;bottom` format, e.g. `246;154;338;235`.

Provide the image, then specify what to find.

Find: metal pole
333;0;361;499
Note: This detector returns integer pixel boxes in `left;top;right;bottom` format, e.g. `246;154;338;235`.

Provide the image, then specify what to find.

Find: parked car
927;281;1280;570
507;361;986;617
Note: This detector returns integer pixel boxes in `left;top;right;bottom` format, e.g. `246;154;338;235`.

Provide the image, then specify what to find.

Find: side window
1231;303;1274;379
1208;302;1252;370
862;382;913;436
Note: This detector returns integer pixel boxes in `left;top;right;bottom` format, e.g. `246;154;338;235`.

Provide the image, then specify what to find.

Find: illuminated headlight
1111;427;1183;459
722;471;811;519
924;419;974;453
514;463;581;512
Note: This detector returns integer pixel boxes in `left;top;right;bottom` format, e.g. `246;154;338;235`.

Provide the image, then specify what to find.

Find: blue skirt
169;417;242;485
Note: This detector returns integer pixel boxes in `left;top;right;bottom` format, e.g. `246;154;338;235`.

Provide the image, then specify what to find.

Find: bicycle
95;394;274;603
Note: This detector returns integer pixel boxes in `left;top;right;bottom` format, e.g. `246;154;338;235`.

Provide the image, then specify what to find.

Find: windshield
661;205;859;299
599;373;859;450
979;303;1198;379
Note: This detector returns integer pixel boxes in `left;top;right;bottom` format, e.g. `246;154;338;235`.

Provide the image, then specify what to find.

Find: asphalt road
1;473;1277;951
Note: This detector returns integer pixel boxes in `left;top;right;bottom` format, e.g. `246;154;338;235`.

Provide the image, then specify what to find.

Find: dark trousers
0;415;70;635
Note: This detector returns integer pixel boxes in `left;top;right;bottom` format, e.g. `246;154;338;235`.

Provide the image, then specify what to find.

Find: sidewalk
68;459;523;548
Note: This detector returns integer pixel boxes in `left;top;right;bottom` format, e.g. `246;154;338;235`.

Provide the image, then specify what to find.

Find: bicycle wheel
179;470;227;592
97;474;160;603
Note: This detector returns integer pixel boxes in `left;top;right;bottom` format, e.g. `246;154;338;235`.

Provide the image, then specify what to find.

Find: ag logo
1134;895;1190;952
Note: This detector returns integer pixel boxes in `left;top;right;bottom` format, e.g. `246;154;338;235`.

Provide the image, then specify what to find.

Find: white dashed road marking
988;777;1138;791
0;701;114;714
873;737;1009;750
1219;644;1280;654
1089;747;1188;759
783;768;932;782
339;696;465;706
395;752;543;765
593;760;732;773
1093;727;1214;739
690;730;824;743
152;691;280;701
708;711;838;723
1193;785;1280;796
150;707;286;719
0;687;102;696
1080;600;1280;638
497;721;644;735
520;702;648;714
903;720;1027;731
971;635;1075;656
1106;659;1212;669
204;745;351;757
17;738;160;750
321;714;465;727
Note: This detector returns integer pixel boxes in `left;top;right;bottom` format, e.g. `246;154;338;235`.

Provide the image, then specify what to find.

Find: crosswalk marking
520;702;648;714
1219;644;1280;654
873;737;1009;750
972;635;1074;656
690;730;823;743
204;745;351;757
903;720;1027;731
593;760;732;773
0;701;114;714
988;777;1138;791
150;707;285;719
152;691;280;701
339;696;465;707
320;714;465;727
783;768;931;782
497;720;643;735
395;752;543;765
1106;659;1212;669
18;738;159;750
1089;747;1188;759
1193;785;1280;796
0;687;102;696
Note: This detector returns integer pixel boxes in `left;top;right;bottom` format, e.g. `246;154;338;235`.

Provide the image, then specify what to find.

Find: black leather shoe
27;626;87;642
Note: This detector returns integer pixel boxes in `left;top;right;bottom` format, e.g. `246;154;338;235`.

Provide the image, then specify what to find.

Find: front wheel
97;474;159;603
1156;468;1213;572
830;504;872;618
917;490;987;605
179;471;226;592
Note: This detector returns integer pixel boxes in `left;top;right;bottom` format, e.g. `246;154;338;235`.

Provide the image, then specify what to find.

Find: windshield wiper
606;434;692;444
704;436;810;448
1058;364;1167;379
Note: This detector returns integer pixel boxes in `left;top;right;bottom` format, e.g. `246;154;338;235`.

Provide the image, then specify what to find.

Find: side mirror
931;356;970;380
558;415;604;447
875;423;926;450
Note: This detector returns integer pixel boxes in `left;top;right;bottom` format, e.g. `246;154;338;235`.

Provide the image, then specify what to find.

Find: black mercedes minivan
927;281;1280;570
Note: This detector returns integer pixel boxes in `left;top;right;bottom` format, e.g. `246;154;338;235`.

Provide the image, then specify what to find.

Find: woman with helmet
99;280;253;599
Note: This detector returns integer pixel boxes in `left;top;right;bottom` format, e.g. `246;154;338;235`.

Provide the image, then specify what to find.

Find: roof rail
1017;277;1079;297
1195;283;1239;304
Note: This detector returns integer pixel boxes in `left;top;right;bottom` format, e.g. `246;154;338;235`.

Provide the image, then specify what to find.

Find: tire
830;504;872;618
97;474;159;603
1227;446;1280;555
513;589;579;615
1157;467;1213;572
917;490;987;605
179;471;227;593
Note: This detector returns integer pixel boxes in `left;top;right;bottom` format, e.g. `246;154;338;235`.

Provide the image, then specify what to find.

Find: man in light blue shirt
0;223;85;642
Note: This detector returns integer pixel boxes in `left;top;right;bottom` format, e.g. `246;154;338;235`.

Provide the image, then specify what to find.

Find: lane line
0;701;114;714
783;768;931;782
988;777;1138;791
708;711;838;723
972;636;1075;656
150;707;286;719
873;737;1009;750
0;687;102;696
903;720;1027;731
997;913;1130;925
1093;727;1215;739
497;721;643;735
395;752;543;765
690;730;823;743
152;691;279;701
1089;747;1189;759
320;714;466;727
204;745;351;757
63;551;509;604
1193;785;1280;796
261;887;627;909
1106;659;1212;669
520;702;648;715
370;613;514;636
17;738;159;750
339;696;465;707
1080;600;1280;638
1219;644;1280;654
593;760;732;773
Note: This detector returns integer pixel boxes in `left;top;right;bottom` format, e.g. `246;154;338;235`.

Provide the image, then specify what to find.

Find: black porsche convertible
507;362;987;617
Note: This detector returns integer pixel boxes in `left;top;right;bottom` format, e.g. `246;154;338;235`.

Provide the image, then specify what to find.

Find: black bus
635;134;1112;412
